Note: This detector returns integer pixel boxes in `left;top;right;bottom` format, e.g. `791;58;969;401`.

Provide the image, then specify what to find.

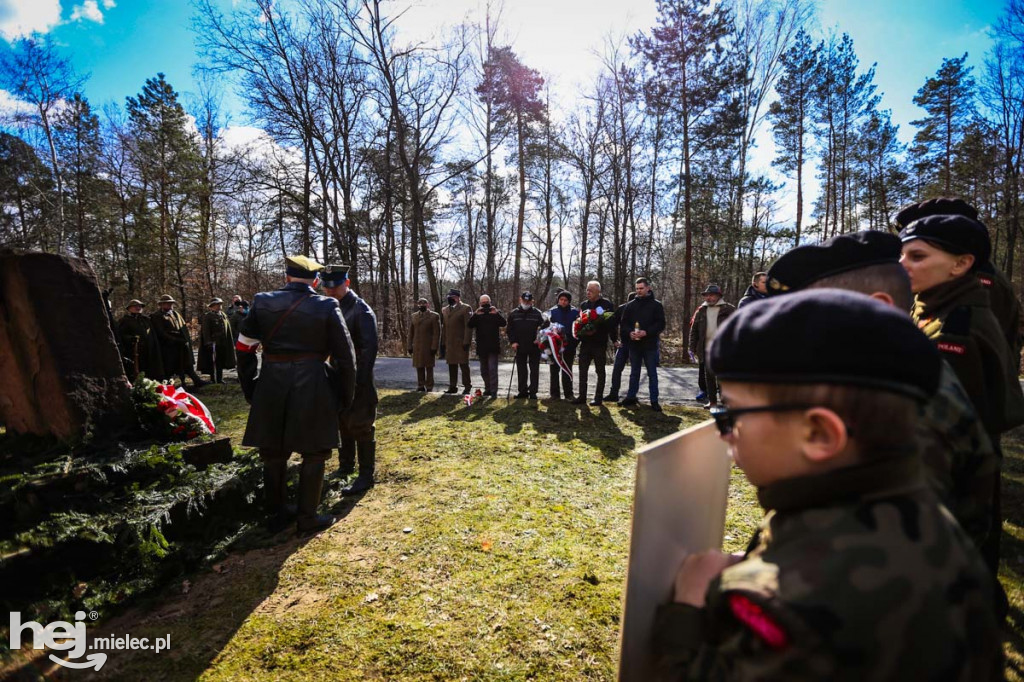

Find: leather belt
262;353;327;363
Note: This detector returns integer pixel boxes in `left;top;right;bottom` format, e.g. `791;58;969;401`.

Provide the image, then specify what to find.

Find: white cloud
70;0;104;24
0;0;62;40
102;0;115;8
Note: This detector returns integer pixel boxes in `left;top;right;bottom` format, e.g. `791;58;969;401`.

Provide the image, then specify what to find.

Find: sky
0;0;1008;213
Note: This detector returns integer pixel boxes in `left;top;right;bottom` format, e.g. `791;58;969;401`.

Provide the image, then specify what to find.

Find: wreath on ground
130;377;217;441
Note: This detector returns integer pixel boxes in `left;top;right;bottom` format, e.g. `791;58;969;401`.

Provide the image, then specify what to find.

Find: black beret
766;231;901;295
709;289;940;401
896;199;990;267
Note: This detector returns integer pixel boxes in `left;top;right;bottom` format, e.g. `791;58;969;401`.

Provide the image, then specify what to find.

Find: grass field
12;385;1024;680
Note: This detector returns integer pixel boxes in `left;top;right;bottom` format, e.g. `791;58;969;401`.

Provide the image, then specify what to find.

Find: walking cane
506;353;517;403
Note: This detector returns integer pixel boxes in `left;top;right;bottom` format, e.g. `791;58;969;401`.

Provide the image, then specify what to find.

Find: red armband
727;593;789;650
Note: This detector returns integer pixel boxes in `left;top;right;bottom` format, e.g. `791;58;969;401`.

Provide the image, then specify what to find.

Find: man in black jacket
603;292;636;403
575;281;616;405
237;255;357;534
506;291;547;399
323;264;379;496
468;294;506;398
737;271;768;309
618;278;666;411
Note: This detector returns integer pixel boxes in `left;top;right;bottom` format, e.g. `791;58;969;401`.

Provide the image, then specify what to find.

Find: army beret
766;231;901;295
157;294;176;304
285;255;324;278
896;199;990;267
322;264;351;287
448;288;461;297
702;284;722;295
125;299;145;309
709;289;940;401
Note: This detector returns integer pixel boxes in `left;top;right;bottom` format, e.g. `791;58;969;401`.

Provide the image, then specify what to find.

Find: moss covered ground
6;386;1024;680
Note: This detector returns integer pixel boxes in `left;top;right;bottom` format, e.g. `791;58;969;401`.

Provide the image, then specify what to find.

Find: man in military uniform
236;256;356;534
229;300;249;342
322;264;379;495
441;288;474;394
198;298;236;384
117;299;163;381
653;291;1002;680
410;298;441;391
150;294;206;389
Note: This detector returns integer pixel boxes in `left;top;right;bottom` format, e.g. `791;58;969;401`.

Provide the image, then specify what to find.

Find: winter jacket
737;285;767;309
468;307;507;356
506;305;547;352
548;304;580;349
688;301;737;360
618;294;666;348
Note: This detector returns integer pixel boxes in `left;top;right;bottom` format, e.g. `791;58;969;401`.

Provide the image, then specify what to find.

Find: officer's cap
896;198;990;268
208;297;224;307
448;288;461;297
125;299;145;309
766;231;901;295
709;289;940;401
702;284;722;295
285;255;324;278
521;291;533;301
157;294;176;304
322;264;351;287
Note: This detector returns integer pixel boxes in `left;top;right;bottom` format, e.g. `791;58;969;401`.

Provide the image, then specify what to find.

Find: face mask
522;303;532;310
419;305;427;312
447;297;456;306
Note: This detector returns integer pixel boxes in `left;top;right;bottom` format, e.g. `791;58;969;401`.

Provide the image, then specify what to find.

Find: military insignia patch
727;593;789;650
937;342;966;355
979;277;993;287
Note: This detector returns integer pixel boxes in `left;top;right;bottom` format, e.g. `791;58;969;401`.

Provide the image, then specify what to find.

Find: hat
448;288;461;297
521;291;533;301
208;297;224;307
557;290;572;302
766;231;901;295
157;294;176;304
896;198;990;267
322;264;351;287
417;297;428;304
285;255;324;278
709;289;940;401
702;284;722;295
125;299;145;309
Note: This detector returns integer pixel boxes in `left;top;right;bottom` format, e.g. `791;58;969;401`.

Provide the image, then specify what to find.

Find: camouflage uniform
652;456;1003;681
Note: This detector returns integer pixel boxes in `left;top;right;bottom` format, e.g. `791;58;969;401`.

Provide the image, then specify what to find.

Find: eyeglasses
708;404;814;436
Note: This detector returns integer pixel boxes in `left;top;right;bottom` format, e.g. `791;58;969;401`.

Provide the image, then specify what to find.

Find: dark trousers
479;354;500;394
578;343;607;400
340;383;378;442
699;359;719;402
607;344;629;397
516;349;541;395
626;343;660;403
416;365;435;390
549;345;576;398
448;363;471;390
259;448;328;465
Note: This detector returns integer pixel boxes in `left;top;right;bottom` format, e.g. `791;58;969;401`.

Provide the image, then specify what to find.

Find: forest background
0;0;1019;354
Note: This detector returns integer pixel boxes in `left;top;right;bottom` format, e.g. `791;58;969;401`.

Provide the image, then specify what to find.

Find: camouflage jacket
917;360;997;565
652;456;1002;681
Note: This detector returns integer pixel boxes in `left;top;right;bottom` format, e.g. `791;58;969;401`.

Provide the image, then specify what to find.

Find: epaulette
941;305;973;337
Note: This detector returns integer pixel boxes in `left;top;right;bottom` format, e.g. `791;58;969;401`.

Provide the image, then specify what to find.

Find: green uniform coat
441;301;473;365
198;310;237;372
150;308;195;379
410;309;440;368
117;312;164;380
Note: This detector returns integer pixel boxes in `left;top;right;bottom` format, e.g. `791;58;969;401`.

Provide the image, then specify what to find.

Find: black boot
343;441;376;495
296;458;335;534
336;439;356;479
262;460;292;531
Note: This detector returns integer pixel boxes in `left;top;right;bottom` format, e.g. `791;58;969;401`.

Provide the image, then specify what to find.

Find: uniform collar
916;275;986;315
283;281;316;294
757;454;924;513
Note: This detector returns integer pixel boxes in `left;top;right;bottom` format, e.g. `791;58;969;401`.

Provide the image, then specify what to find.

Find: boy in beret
653;290;1001;680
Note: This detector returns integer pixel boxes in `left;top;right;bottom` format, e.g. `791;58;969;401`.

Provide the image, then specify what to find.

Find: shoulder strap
264;293;313;347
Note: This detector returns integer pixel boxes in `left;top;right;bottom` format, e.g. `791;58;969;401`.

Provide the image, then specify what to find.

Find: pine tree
911;54;976;196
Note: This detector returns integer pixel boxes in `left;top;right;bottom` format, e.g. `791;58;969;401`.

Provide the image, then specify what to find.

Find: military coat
977;262;1023;360
410;309;441;368
441;301;474;364
337;290;379;436
150;308;195;378
117;312;164;380
198;310;237;372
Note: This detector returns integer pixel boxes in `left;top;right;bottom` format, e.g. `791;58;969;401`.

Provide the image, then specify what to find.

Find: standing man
441;288;474;395
229;300;249;342
235;255;356;534
322;264;379;496
688;284;736;408
198;297;236;384
150;294;206;390
118;299;163;381
547;290;579;401
506;291;546;399
576;281;615;405
618;278;666;411
603;292;636;403
468;294;506;398
737;271;768;309
409;297;440;391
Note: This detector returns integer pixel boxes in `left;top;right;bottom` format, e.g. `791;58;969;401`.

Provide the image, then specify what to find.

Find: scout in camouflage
652;291;1002;681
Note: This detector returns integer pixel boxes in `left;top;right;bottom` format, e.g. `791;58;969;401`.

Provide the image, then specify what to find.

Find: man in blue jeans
603;292;636;402
617;278;666;411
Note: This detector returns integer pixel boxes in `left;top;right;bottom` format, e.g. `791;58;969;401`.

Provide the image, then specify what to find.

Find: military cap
896;198;991;268
417;297;428;304
709;289;940;401
557;290;572;302
208;297;224;307
157;294;176;304
448;288;461;297
521;291;533;301
125;299;145;309
321;264;351;287
284;254;324;278
766;231;901;295
702;284;723;295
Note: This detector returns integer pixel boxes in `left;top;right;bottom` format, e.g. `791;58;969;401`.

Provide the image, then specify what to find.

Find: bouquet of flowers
536;322;572;378
131;377;217;441
572;307;614;339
